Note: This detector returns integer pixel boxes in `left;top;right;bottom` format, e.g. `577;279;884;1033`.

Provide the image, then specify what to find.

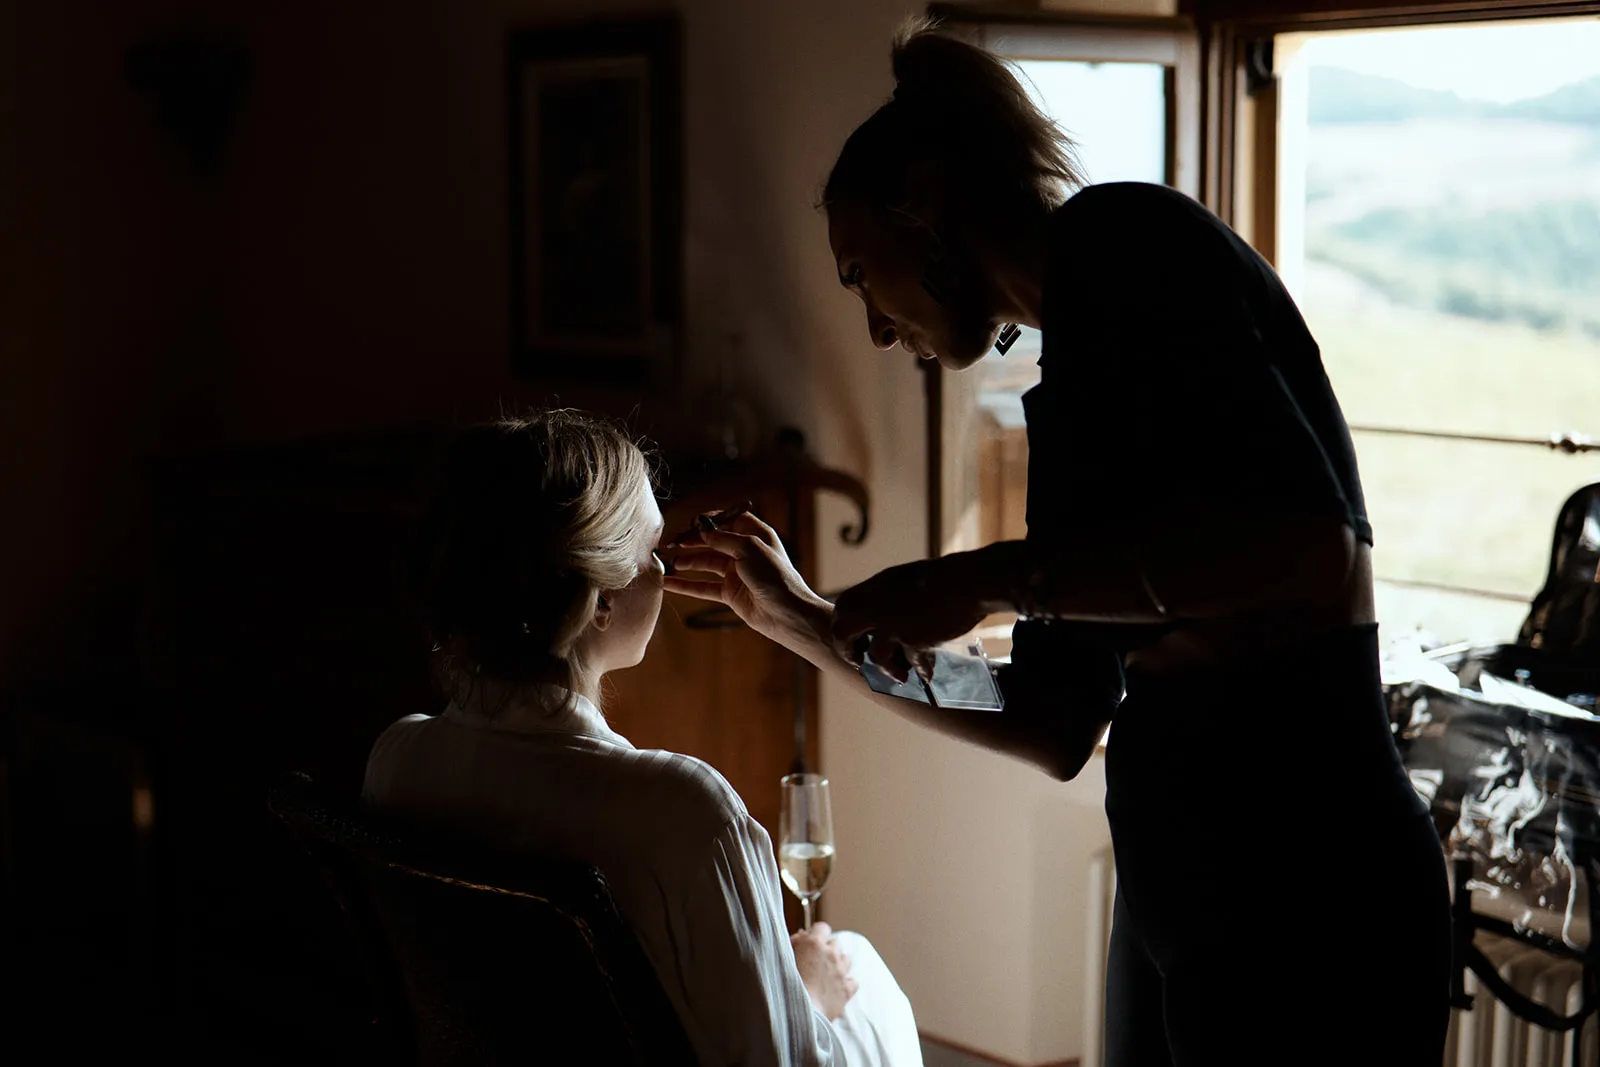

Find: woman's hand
790;922;857;1022
662;511;832;656
830;554;990;683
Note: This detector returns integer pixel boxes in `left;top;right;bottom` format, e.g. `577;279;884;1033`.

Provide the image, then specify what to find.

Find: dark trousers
1102;627;1451;1066
1103;851;1448;1066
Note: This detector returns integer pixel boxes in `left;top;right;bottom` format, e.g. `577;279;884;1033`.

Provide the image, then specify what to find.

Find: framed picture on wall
507;16;682;386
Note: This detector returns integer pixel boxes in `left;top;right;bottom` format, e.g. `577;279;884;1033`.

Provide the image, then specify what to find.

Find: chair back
268;773;698;1066
1518;481;1600;662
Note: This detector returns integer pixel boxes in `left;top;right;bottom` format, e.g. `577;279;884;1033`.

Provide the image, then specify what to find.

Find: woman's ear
592;593;614;632
891;158;949;232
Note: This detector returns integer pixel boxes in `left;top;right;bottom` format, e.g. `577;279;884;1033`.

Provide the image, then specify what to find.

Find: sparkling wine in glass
779;773;835;931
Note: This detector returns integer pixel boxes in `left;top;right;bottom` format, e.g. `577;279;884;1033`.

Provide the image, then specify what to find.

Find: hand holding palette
860;639;1005;711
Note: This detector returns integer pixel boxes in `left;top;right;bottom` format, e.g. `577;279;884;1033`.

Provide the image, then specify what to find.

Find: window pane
1015;60;1168;186
995;59;1170;376
1277;20;1600;643
969;60;1171;548
1358;434;1598;589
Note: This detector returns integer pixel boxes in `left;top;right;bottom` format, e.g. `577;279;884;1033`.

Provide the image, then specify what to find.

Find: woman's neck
455;672;601;715
970;213;1050;329
564;663;604;709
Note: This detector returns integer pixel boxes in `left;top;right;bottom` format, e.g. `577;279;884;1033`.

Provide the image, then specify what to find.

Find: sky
1296;19;1600;103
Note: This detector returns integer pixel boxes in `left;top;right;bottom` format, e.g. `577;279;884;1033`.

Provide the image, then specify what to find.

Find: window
930;4;1600;657
1271;18;1600;644
926;16;1200;652
974;57;1172;544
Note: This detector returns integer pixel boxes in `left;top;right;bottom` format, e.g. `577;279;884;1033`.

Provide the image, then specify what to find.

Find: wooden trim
1198;21;1242;220
919;1029;1081;1067
1241;57;1278;262
1187;0;1600;30
932;2;1193;32
1199;23;1223;211
1163;66;1180;188
923;358;943;560
1172;27;1203;198
978;19;1195;62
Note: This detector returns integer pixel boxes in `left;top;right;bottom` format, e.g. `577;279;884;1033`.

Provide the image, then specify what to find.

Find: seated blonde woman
363;410;921;1067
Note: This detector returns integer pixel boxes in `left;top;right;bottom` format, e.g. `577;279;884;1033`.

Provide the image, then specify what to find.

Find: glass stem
802;896;812;931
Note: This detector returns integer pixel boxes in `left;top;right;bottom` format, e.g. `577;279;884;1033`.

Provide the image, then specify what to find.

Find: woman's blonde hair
822;17;1085;233
410;409;656;705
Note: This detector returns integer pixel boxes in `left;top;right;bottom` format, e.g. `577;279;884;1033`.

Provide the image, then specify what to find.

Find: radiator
1079;848;1597;1067
1446;932;1597;1067
1082;847;1116;1067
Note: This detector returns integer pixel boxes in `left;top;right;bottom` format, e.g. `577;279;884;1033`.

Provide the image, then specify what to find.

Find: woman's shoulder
375;712;436;735
363;713;443;801
1062;180;1208;216
615;746;751;831
1057;181;1230;251
366;713;438;763
1050;182;1265;319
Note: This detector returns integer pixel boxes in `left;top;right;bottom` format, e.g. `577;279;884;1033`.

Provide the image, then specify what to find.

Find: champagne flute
778;773;835;931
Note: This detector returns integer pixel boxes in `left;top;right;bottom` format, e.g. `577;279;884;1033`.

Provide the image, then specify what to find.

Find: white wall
817;657;1111;1064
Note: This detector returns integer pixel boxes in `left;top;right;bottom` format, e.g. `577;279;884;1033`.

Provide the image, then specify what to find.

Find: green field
1298;89;1600;643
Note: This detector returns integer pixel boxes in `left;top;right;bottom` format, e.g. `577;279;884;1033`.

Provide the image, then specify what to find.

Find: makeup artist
668;19;1450;1067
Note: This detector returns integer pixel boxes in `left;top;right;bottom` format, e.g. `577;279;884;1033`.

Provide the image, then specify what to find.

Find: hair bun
823;16;1083;224
889;19;959;111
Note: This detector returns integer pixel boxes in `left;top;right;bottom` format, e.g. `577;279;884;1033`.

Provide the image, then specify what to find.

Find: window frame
1216;0;1600;616
922;0;1600;631
949;13;1204;197
921;7;1205;558
1195;0;1600;234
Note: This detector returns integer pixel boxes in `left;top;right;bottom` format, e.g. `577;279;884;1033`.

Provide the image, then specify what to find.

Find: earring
994;323;1021;356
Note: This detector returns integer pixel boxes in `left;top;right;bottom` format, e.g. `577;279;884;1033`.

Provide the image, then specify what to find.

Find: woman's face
593;483;667;676
827;200;999;371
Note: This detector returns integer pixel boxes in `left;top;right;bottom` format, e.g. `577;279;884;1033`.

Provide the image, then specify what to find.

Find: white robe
363;688;922;1067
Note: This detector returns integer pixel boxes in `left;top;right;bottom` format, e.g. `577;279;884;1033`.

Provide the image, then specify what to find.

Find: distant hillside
1308;67;1477;123
1505;75;1600;122
1309;66;1600;124
1308;198;1600;338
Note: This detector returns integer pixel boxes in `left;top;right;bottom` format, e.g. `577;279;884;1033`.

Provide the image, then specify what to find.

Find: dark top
1010;181;1371;662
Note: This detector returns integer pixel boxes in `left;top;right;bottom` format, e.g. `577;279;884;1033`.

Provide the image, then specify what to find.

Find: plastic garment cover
1387;644;1600;949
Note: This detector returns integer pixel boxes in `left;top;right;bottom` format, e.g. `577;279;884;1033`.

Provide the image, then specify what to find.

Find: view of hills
1309;66;1600;124
1302;64;1600;340
1295;55;1600;640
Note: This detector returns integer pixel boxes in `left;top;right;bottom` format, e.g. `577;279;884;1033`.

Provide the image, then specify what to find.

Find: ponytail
823;18;1084;231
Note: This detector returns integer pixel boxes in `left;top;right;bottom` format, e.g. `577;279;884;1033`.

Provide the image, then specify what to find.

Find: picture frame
507;16;683;386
